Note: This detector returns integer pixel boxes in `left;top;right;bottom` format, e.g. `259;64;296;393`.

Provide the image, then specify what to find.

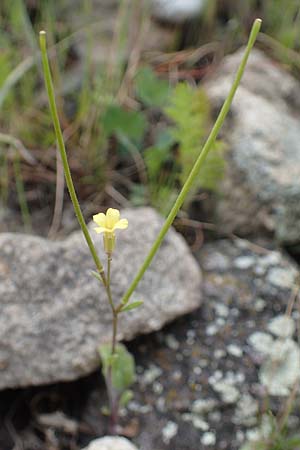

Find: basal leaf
99;343;136;392
102;104;146;143
135;66;171;107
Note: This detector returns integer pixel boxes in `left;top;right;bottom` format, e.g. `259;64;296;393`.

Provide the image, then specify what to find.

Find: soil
1;239;298;450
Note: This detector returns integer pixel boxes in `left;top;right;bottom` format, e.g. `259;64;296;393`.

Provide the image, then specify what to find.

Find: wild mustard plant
39;18;261;434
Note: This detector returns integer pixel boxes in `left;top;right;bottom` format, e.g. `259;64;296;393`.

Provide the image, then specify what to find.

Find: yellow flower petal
94;226;109;234
93;212;106;227
113;218;128;231
106;208;120;229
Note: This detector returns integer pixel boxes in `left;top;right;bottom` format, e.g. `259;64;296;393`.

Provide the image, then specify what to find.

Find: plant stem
106;255;115;312
118;18;262;309
39;31;106;286
105;254;118;354
105;254;119;434
111;312;118;354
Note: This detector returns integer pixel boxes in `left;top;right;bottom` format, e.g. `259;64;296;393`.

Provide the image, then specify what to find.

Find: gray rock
0;207;202;389
151;0;205;23
82;436;138;450
200;239;298;310
206;48;300;245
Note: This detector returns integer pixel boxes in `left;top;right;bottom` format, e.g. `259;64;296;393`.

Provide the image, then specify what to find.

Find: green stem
39;31;106;286
106;255;115;313
118;18;262;309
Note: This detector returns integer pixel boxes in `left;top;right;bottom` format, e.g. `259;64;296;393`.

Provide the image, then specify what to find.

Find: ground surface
1;239;299;450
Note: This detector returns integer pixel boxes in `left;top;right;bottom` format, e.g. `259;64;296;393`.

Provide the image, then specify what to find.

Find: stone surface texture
0;208;202;389
151;0;205;23
82;436;138;450
206;48;300;245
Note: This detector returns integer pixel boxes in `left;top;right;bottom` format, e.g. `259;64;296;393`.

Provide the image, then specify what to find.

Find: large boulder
206;48;300;246
0;208;202;389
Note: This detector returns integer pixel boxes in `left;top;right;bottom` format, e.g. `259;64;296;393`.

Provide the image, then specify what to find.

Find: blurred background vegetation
1;0;300;236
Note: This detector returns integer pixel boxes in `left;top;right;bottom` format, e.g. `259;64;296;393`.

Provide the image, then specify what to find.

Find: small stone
213;381;240;404
156;397;166;412
82;436;138;450
259;338;300;396
199;359;208;368
141;364;162;385
162;421;178;444
227;344;243;358
209;411;221;422
234;256;255;270
127;402;152;414
192;417;209;431
233;394;259;426
216;317;226;327
193;366;202;376
165;334;180;350
267;267;297;289
214;349;226;359
208;371;223;385
268;314;295;338
254;298;266;312
259;252;281;267
182;413;193;422
254;265;266;276
151;0;205;23
201;252;230;271
192;399;217;415
206;324;219;336
201;431;216;446
248;332;274;355
172;370;182;381
213;303;229;318
153;381;163;394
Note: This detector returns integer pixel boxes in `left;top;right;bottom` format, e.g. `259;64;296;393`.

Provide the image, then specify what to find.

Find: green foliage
91;270;103;283
165;83;225;191
119;389;134;407
240;414;300;450
99;343;136;392
143;129;177;214
135;67;170;108
262;0;300;49
140;81;225;215
241;434;300;450
120;301;144;313
102;104;147;144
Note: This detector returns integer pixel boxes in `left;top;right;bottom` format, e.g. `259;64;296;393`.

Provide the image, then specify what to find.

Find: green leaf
102;104;146;143
135;66;171;107
119;389;133;407
91;270;103;282
99;343;136;391
164;83;226;192
120;301;144;313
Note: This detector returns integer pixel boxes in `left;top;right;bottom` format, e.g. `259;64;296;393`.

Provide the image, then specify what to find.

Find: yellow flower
93;208;128;254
